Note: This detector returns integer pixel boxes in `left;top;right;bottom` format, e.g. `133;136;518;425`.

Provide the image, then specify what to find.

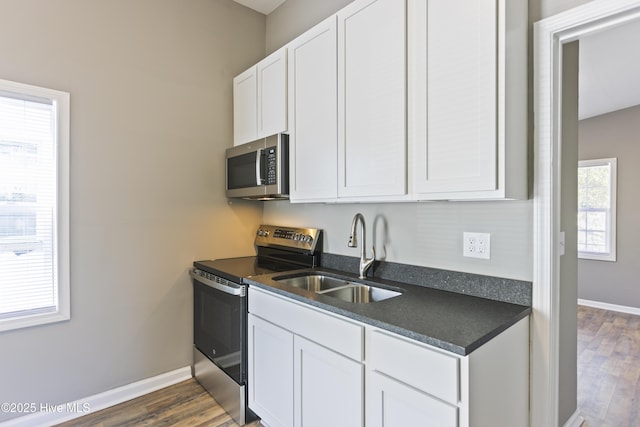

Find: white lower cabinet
248;287;364;427
367;371;457;427
294;336;363;427
366;318;530;427
248;314;294;427
248;287;529;427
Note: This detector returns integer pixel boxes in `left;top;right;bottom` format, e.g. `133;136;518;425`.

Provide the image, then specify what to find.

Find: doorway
533;1;640;426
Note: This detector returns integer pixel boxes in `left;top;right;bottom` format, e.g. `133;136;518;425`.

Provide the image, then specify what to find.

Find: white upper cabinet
258;47;287;138
234;0;527;200
288;16;338;202
408;0;527;200
337;0;407;199
233;66;258;145
233;47;287;146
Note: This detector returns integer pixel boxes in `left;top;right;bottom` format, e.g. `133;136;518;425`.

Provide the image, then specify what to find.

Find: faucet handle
359;247;376;279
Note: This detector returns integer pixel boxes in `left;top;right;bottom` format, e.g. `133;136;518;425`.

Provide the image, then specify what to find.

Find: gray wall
559;41;580;427
529;0;597;21
0;0;264;421
578;104;640;308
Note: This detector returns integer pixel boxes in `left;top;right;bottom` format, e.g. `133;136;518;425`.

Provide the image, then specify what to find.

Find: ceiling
232;0;286;15
579;19;640;120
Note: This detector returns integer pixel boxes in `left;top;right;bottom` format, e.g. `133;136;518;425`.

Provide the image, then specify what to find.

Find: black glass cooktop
194;256;303;284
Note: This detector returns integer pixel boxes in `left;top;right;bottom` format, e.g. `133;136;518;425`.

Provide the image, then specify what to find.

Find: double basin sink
272;272;402;304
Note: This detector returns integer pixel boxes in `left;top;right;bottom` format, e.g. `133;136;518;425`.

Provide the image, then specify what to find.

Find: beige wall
579;104;640;308
0;0;264;421
266;0;352;53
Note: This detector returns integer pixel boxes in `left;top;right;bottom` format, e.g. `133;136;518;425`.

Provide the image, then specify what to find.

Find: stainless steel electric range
190;225;322;425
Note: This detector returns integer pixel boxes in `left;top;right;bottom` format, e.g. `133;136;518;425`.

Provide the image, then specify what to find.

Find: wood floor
578;305;640;427
56;305;639;426
55;378;262;427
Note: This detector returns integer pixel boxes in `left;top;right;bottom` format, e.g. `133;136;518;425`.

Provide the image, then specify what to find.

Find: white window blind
577;158;617;261
0;79;69;331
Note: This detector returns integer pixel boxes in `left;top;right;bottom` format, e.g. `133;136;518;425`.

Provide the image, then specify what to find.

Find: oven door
191;270;247;385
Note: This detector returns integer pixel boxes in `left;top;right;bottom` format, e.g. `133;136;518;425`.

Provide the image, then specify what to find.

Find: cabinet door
410;0;498;196
288;16;338;202
294;336;363;427
233;66;258;146
337;0;406;198
248;314;294;427
258;47;287;138
367;371;457;427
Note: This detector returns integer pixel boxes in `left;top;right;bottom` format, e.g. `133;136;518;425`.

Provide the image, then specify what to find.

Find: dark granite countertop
245;267;531;356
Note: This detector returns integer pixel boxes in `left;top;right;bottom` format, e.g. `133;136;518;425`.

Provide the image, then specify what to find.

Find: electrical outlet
463;232;491;259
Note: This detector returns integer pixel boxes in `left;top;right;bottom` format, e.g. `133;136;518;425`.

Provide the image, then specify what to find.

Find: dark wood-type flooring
579;305;640;427
55;378;261;427
56;305;640;426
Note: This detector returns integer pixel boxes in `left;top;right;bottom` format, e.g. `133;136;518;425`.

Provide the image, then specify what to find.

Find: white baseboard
0;366;192;427
578;298;640;316
563;409;585;427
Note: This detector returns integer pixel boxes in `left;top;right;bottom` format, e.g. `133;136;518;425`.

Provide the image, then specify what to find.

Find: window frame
577;157;617;262
0;78;70;332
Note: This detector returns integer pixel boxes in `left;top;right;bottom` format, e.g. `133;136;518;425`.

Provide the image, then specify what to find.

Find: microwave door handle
255;148;265;185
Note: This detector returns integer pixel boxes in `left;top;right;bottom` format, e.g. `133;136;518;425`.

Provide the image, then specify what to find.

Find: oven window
193;281;245;384
227;151;263;189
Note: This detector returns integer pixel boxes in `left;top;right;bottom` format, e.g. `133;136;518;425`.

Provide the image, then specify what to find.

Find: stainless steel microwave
225;133;289;200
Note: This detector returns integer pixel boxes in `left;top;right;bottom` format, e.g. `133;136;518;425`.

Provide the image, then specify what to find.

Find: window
0;79;69;332
577;158;617;261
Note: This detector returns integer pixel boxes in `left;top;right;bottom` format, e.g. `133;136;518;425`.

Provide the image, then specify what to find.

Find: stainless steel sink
273;273;402;303
321;284;401;303
274;274;351;292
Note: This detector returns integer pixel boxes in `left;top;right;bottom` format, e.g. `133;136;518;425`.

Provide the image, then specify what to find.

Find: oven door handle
189;269;245;296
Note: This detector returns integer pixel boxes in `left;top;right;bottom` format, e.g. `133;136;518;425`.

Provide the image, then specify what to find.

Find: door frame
533;1;640;425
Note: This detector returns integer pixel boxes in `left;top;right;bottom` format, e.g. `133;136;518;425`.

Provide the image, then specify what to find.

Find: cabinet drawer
369;330;459;404
249;287;364;361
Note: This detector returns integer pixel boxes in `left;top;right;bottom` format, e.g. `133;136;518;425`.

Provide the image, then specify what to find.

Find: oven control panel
255;225;321;254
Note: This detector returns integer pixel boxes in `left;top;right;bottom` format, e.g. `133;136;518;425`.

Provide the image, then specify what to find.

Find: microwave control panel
265;147;277;185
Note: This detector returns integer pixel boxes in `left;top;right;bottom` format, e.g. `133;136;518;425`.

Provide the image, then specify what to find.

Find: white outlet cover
463;232;491;259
